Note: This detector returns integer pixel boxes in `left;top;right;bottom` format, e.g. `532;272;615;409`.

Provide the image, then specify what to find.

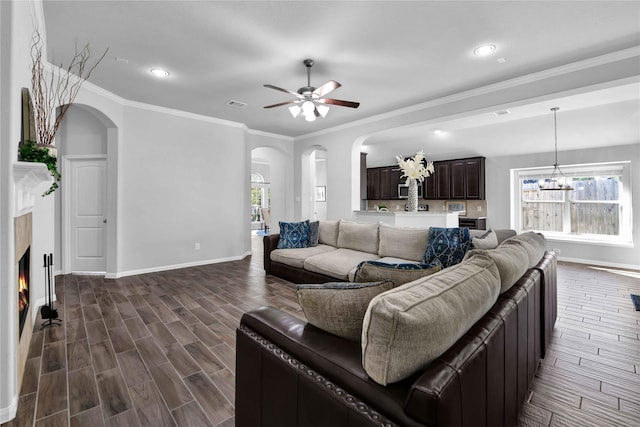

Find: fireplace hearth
18;247;30;338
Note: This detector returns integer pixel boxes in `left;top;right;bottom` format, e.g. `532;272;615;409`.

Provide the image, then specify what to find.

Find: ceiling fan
263;59;360;122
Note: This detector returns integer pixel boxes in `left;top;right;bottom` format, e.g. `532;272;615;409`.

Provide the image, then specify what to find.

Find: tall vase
407;178;418;212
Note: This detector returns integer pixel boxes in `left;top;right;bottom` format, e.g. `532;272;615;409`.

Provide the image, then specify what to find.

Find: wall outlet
477;206;482;212
552;248;561;254
195;242;201;251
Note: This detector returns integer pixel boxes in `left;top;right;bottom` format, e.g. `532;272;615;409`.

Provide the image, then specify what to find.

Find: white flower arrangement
395;150;434;182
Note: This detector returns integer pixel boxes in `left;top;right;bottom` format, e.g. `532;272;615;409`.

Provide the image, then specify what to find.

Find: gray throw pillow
296;280;393;340
472;229;499;249
354;260;442;286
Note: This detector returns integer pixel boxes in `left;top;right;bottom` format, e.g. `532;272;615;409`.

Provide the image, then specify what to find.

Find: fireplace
18;247;30;338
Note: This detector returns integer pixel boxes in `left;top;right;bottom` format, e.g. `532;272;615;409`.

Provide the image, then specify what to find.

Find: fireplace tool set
41;253;61;329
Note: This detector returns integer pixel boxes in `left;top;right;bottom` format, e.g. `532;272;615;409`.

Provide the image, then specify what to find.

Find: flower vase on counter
407;178;419;212
396;150;434;213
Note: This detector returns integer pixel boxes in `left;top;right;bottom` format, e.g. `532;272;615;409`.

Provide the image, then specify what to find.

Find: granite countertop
353;210;460;215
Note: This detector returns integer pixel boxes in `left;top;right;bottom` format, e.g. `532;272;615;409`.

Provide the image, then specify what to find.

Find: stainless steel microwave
398;183;422;199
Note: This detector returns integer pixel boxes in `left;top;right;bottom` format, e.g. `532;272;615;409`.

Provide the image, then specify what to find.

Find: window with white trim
513;162;632;245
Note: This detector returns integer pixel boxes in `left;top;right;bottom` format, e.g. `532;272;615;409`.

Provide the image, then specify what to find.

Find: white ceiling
42;1;640;158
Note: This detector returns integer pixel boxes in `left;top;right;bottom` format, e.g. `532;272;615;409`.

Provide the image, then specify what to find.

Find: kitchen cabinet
450;159;466;199
367;168;381;200
464;157;485;199
435;161;451;199
427;157;485;200
367;166;403;200
367;156;484;200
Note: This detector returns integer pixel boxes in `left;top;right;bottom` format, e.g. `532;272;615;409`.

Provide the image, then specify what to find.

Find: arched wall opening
55;103;119;276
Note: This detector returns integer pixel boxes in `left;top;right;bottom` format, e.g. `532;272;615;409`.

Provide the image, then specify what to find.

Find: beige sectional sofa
263;219;515;284
241;226;557;426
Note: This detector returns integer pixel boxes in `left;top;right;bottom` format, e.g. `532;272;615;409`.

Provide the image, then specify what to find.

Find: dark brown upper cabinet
435;161;451;199
424;157;485;200
367;156;484;200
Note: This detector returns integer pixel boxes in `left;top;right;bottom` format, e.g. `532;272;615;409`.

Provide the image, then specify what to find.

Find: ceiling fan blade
263;84;301;97
321;98;360;108
264;100;298;109
313;80;341;97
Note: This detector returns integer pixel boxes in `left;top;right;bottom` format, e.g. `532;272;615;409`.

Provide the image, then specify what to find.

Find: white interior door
67;157;107;273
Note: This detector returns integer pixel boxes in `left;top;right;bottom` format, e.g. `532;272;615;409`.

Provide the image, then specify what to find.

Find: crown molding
294;46;640;142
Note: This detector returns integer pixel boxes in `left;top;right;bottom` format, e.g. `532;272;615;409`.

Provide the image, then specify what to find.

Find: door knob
103;219;107;224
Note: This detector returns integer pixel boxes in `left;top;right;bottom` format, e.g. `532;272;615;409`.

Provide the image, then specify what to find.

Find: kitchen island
352;210;459;228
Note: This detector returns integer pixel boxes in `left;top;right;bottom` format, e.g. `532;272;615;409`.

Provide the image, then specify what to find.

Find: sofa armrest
263;234;280;274
237;307;421;427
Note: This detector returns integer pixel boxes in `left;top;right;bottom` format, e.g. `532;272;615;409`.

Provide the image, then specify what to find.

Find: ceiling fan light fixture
302;100;315;114
263;59;359;122
289;105;301;118
316;104;330;118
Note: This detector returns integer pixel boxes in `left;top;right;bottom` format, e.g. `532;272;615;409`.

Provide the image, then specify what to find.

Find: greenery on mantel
19;140;60;196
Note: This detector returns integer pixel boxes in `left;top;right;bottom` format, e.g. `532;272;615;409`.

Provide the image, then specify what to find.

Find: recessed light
433;129;443;135
150;68;170;77
474;45;496;56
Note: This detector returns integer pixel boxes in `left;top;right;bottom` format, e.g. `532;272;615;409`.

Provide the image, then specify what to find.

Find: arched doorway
56;104;118;275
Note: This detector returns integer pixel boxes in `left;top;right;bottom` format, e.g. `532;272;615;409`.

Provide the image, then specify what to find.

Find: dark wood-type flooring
3;236;639;426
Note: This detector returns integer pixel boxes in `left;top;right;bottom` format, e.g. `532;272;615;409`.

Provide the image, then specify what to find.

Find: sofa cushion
361;253;500;385
378;224;429;262
308;221;320;247
296;280;394;340
354;260;441;286
337;220;379;254
465;243;529;293
471;229;499;249
318;220;339;247
304;248;381;281
423;227;471;267
277;220;310;249
500;232;546;268
270;244;337;269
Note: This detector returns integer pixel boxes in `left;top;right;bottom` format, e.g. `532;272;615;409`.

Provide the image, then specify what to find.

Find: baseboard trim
105;251;252;279
0;395;18;424
557;255;640;272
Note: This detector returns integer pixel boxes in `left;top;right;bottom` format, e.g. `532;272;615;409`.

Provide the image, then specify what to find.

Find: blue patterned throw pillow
277;220;310;249
423;227;471;268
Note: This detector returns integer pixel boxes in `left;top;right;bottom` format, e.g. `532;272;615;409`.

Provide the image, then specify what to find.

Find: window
513;162;632;245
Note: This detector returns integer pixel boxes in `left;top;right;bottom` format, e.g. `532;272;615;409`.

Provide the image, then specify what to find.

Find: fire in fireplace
18;247;30;338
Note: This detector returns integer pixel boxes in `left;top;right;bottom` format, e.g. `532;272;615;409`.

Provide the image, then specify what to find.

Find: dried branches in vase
21;30;108;195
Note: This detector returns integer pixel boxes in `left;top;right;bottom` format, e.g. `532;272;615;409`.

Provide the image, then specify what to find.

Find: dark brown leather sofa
236;252;557;427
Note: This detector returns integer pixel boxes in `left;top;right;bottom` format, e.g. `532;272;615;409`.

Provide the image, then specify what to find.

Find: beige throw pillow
318;220;340;247
465;243;529;293
471;229;499;249
361;254;500;385
337;220;379;254
500;231;546;268
296;280;394;340
378;224;429;262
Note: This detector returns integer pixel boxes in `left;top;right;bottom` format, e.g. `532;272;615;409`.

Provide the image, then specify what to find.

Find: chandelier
539;107;573;191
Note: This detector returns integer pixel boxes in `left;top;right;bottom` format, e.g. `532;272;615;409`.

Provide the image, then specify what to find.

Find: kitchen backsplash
367;199;487;217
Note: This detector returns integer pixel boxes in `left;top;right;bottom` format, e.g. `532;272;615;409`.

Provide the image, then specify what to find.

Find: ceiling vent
494;109;511;116
227;100;247;108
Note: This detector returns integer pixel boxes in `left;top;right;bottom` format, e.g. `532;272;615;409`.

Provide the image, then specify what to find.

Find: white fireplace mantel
13;162;54;216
